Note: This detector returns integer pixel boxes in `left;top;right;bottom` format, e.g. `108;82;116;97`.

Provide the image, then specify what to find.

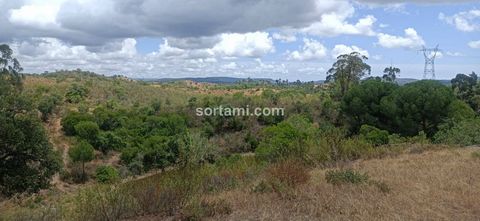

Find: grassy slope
215;147;480;221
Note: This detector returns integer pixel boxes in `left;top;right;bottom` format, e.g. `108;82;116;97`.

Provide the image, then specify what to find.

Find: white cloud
212;32;275;58
272;32;297;43
302;13;377;37
446;51;464;57
439;10;480;32
331;44;369;59
288;38;328;61
469;40;480;49
8;2;62;28
377;28;425;49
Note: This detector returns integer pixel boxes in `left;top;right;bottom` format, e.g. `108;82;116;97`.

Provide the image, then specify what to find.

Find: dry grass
213;147;480;221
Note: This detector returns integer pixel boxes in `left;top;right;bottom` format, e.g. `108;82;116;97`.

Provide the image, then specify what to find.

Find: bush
359;124;389;146
434;119;480;146
61;112;94;136
256;115;315;162
267;159;310;188
73;185;137;221
65;83;88;103
339;137;375;160
38;94;61;121
97;131;126;154
74;121;100;144
95;165;120;184
325;169;369;185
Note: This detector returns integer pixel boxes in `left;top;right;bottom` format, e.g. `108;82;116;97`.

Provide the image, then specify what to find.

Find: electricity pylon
419;45;441;79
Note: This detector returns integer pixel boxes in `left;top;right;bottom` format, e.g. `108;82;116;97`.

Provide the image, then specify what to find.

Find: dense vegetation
1;45;479;220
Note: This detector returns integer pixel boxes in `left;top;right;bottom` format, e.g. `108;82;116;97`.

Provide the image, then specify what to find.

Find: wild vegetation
1;45;480;220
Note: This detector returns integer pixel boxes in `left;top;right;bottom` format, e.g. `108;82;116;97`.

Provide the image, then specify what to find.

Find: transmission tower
419;45;441;79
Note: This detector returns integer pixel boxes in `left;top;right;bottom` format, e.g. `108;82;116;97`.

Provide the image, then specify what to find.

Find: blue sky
1;0;479;81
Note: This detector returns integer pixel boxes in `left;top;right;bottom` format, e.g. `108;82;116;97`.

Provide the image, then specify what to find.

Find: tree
69;141;95;181
451;72;478;111
142;136;175;171
0;44;61;196
326;52;371;97
341;78;398;133
380;80;455;137
382;66;400;82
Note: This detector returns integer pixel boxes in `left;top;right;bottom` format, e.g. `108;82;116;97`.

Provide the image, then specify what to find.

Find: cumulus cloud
1;0;366;45
212;32;275;58
439;10;480;32
469;40;480;49
302;8;377;37
287;38;328;61
331;45;369;59
377;28;425;49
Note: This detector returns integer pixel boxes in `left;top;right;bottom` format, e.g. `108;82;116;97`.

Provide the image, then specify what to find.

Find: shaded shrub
325;169;369;185
359;124;389;146
61;112;94;136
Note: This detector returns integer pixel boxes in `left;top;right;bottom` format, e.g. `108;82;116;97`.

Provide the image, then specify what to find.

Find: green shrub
434;119;480;146
61;112;94;136
74;121;100;144
38;94;62;121
256;115;315;162
95;165;120;184
339;137;375;160
97;131;126;154
359;124;389;146
65;83;88;103
325;169;369;185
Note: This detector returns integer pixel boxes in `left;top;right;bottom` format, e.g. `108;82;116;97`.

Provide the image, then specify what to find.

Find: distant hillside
139;77;274;84
139;77;451;86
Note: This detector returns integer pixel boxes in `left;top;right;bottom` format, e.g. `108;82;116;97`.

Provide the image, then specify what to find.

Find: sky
0;0;479;81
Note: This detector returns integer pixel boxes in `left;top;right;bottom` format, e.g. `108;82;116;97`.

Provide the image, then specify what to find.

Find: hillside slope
131;147;480;221
229;147;480;221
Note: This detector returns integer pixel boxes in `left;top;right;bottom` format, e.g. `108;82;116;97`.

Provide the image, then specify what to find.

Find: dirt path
45;113;72;192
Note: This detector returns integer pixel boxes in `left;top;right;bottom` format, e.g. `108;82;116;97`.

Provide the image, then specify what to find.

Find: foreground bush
434;119;480;146
256;115;315;162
